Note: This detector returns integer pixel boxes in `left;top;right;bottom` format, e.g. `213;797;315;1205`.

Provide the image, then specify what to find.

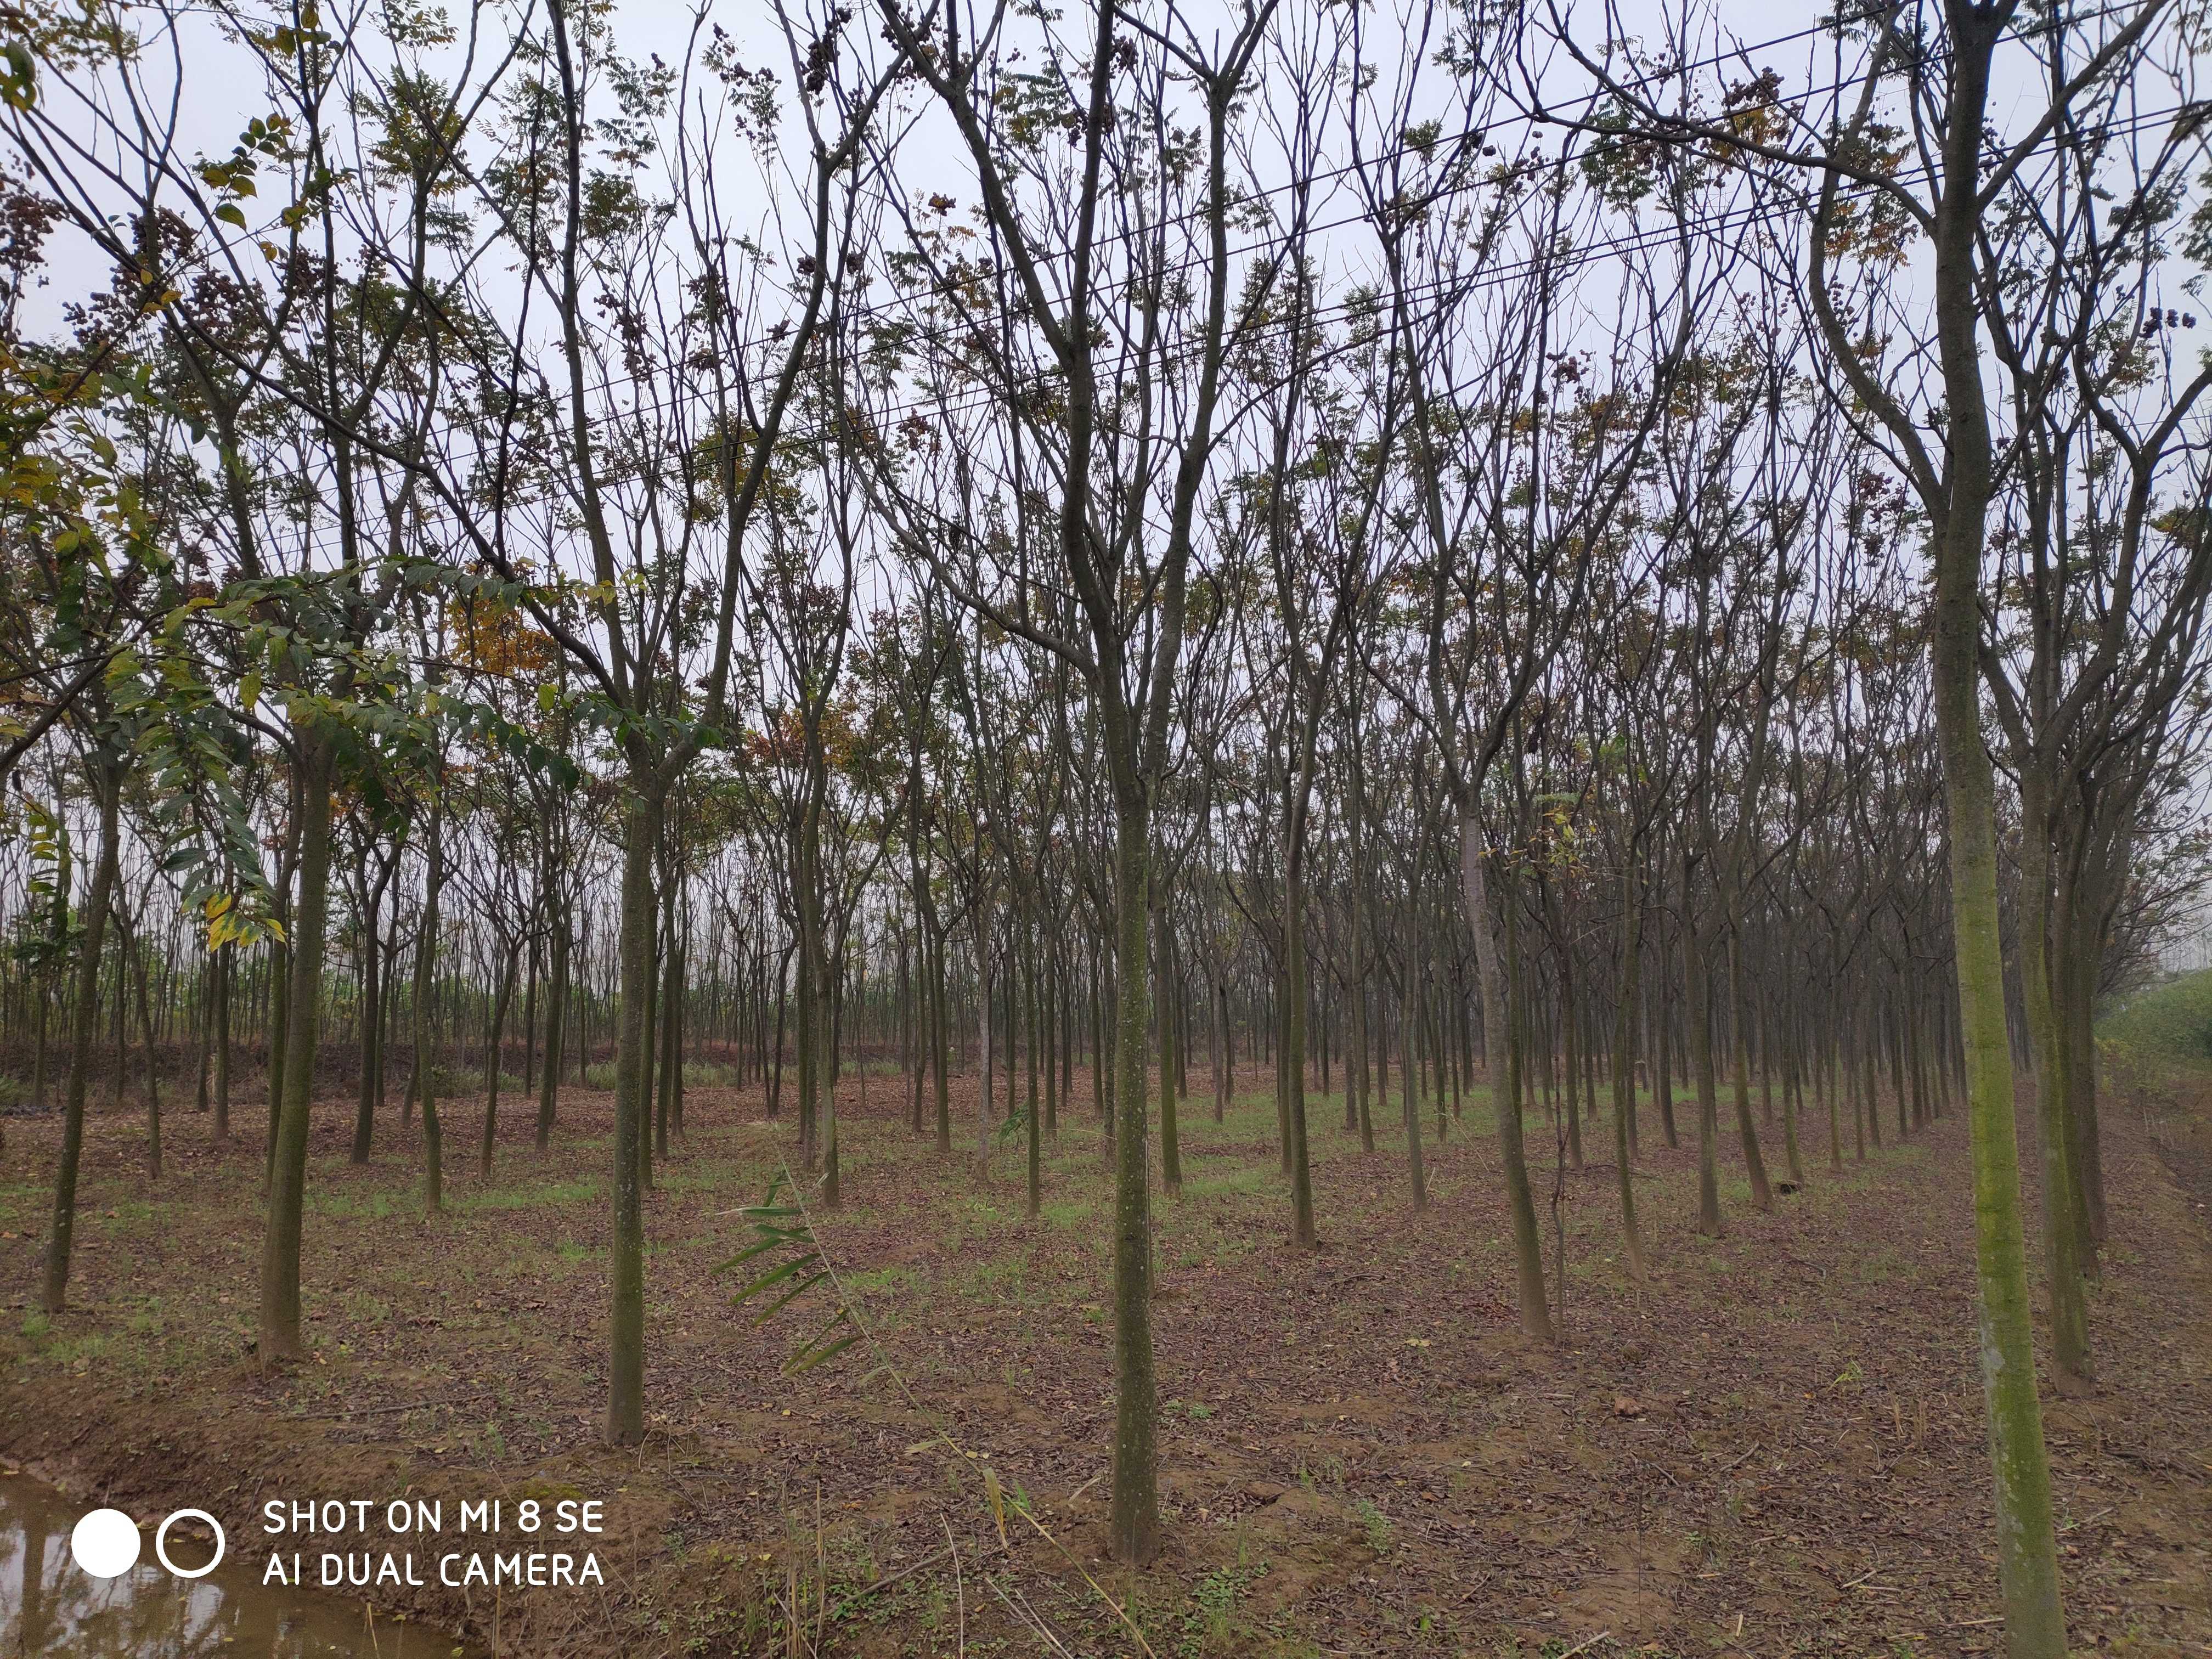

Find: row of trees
4;1;2211;1651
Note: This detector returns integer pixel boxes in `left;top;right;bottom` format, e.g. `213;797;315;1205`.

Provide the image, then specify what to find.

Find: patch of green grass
1353;1497;1393;1554
1184;1164;1276;1200
1179;1561;1268;1656
309;1188;397;1221
1854;1247;1911;1284
958;1250;1032;1300
584;1060;748;1091
1040;1196;1093;1229
658;1161;759;1197
2102;967;2212;1061
844;1265;918;1295
41;1329;117;1372
87;1198;159;1233
454;1176;602;1214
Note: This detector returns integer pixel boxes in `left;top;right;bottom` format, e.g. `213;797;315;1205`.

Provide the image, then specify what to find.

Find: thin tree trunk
481;946;520;1182
606;783;663;1447
40;757;120;1313
414;798;447;1216
213;943;233;1142
538;905;569;1149
260;731;338;1361
1683;868;1724;1238
1611;866;1647;1282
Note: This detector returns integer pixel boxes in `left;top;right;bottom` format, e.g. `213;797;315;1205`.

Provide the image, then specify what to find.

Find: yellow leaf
981;1464;1007;1547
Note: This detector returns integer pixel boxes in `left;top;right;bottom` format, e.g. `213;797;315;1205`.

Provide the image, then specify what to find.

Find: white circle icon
70;1508;141;1578
154;1509;224;1579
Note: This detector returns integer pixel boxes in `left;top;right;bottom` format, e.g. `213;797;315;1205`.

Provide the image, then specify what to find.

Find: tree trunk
1683;873;1724;1237
40;756;120;1313
1921;20;2069;1644
538;906;569;1149
1725;930;1774;1211
2015;771;2091;1387
351;876;381;1164
136;932;161;1179
481;946;521;1181
1611;867;1647;1282
1279;859;1313;1239
414;798;447;1215
1461;814;1551;1341
1107;795;1159;1566
213;943;232;1142
977;912;994;1175
260;731;337;1362
606;784;662;1447
1159;893;1187;1201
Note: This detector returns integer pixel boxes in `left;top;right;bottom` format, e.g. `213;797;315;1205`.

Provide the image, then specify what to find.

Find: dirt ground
0;1057;2205;1658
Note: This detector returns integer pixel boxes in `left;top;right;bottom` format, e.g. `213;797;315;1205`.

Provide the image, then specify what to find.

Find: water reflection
0;1476;448;1657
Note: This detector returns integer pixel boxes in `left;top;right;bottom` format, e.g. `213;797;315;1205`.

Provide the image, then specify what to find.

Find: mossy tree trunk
2014;771;2091;1386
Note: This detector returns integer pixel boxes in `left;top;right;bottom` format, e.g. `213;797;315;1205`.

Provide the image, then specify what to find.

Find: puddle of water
0;1475;458;1657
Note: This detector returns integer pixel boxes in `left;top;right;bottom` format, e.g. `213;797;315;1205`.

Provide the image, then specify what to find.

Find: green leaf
730;1252;819;1307
786;1328;862;1376
749;1269;831;1328
714;1233;795;1274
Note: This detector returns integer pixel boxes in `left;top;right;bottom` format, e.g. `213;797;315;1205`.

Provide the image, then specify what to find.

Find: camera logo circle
69;1508;140;1578
71;1507;226;1579
155;1509;225;1578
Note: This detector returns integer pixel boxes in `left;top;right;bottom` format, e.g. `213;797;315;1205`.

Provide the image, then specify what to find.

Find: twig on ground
286;1391;494;1420
945;1516;966;1659
837;1532;1023;1606
1716;1442;1763;1473
989;1575;1079;1659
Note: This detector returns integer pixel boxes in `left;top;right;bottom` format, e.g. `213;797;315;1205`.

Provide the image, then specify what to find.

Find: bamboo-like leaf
786;1330;862;1376
717;1232;802;1274
982;1463;1008;1547
730;1252;821;1307
749;1268;831;1327
720;1171;865;1378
